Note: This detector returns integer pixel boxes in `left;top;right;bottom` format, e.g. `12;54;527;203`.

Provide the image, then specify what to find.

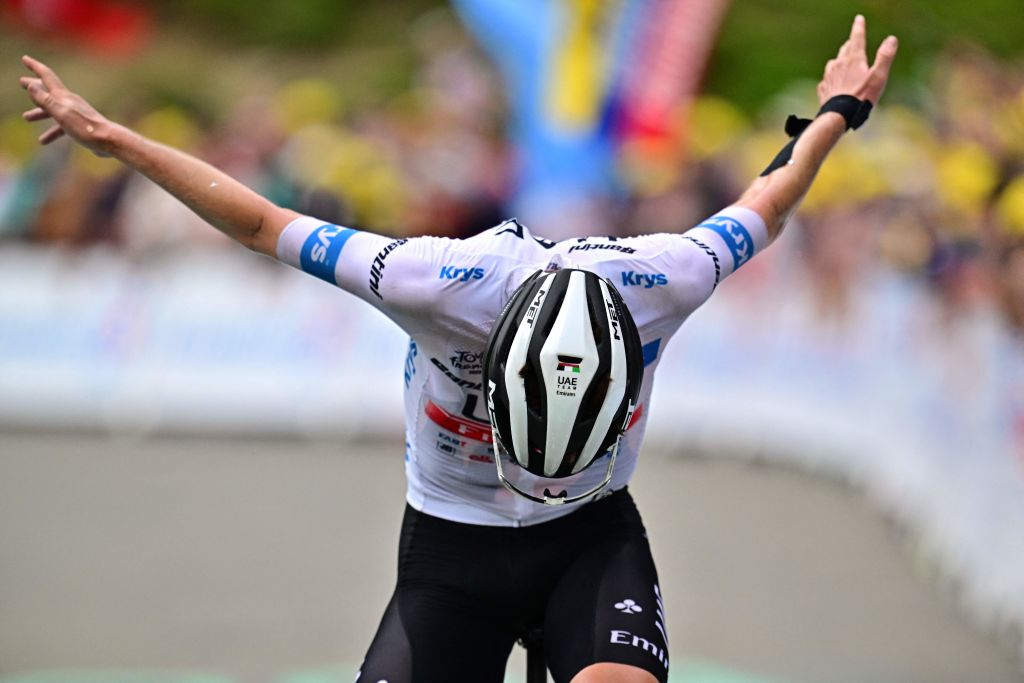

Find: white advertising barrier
0;242;1022;651
0;245;408;436
646;256;1024;650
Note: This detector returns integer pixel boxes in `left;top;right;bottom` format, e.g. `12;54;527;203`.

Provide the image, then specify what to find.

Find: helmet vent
588;291;604;345
587;375;610;414
519;361;543;417
563;448;581;472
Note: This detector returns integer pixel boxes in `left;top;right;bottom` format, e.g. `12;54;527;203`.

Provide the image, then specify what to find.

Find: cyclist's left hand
817;15;898;106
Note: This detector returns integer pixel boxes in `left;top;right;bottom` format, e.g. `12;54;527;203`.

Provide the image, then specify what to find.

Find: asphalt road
0;433;1020;683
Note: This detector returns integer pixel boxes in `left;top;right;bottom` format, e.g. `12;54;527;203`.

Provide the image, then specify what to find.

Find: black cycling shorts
357;488;669;683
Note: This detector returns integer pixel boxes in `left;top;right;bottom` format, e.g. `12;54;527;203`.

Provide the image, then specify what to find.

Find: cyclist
18;16;897;683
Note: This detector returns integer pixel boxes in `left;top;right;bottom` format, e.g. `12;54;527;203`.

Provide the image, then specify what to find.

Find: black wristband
784;114;813;138
782;95;873;138
816;95;873;130
762;95;873;176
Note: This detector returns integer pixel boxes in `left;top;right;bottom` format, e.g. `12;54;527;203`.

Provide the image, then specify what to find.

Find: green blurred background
3;0;1022;115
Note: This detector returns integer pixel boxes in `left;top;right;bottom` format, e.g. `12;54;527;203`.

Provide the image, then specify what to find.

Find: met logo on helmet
525;288;547;328
439;266;485;281
604;298;622;341
620;271;668;288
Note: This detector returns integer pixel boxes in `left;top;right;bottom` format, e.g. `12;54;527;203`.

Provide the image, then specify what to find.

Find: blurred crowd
0;18;1021;341
630;47;1024;342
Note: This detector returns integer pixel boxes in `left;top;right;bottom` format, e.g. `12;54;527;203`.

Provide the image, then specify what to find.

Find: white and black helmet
484;268;643;505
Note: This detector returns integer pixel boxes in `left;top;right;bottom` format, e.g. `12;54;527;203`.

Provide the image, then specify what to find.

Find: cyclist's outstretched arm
18;55;298;256
18;54;453;336
733;15;898;240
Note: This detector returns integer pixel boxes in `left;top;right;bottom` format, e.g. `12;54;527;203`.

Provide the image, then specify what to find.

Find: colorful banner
609;0;732;146
452;0;731;237
1;0;152;56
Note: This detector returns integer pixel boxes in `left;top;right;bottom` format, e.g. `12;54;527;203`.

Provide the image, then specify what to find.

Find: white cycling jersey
276;207;767;526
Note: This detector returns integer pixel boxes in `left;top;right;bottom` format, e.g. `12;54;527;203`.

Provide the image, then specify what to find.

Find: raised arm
734;16;898;240
19;55;298;256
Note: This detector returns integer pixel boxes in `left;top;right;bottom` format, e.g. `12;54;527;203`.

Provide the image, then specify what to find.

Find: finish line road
0;433;1019;683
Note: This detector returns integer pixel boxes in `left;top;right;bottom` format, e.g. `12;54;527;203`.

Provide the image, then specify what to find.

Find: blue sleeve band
641;338;661;368
299;224;357;284
697;216;755;271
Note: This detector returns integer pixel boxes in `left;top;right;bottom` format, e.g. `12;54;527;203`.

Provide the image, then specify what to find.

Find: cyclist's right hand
20;55;115;157
19;53;298;255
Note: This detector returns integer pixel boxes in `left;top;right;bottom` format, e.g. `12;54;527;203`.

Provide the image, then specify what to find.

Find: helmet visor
490;423;621;506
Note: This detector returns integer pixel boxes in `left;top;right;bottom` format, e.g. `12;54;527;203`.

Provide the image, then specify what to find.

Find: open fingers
22;79;53;109
847;14;866;54
19;76;43;91
38;124;66;145
837;15;867;62
868;35;899;94
23;107;51;122
21;55;65;91
871;35;899;74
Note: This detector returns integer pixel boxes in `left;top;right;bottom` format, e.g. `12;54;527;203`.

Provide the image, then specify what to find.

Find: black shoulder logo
368;239;409;300
495;219;555;249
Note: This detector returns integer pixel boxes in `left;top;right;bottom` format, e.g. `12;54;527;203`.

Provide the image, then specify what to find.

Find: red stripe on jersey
425;401;493;443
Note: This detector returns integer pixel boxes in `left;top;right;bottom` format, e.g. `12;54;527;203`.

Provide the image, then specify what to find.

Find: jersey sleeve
274;215;446;334
679;205;769;288
648;205;770;317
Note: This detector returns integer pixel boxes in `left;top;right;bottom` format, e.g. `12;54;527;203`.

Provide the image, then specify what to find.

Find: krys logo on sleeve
300;224;356;284
439;266;485;282
620;272;667;288
699;215;754;270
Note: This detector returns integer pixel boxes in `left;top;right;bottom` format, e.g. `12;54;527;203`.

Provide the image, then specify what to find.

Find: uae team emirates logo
556;355;582;374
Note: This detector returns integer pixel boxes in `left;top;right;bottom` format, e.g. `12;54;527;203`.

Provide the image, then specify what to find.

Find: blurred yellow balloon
737;129;787;182
996;176;1024;236
863;107;938;199
687;95;750;161
347;165;404;227
802;145;886;212
935;141;999;218
274;78;342;133
71;144;121;179
994;91;1024;155
0;115;38;165
136;107;201;151
285;122;404;226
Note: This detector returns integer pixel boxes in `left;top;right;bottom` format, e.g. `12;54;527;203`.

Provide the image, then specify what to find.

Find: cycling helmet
484;268;643;505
